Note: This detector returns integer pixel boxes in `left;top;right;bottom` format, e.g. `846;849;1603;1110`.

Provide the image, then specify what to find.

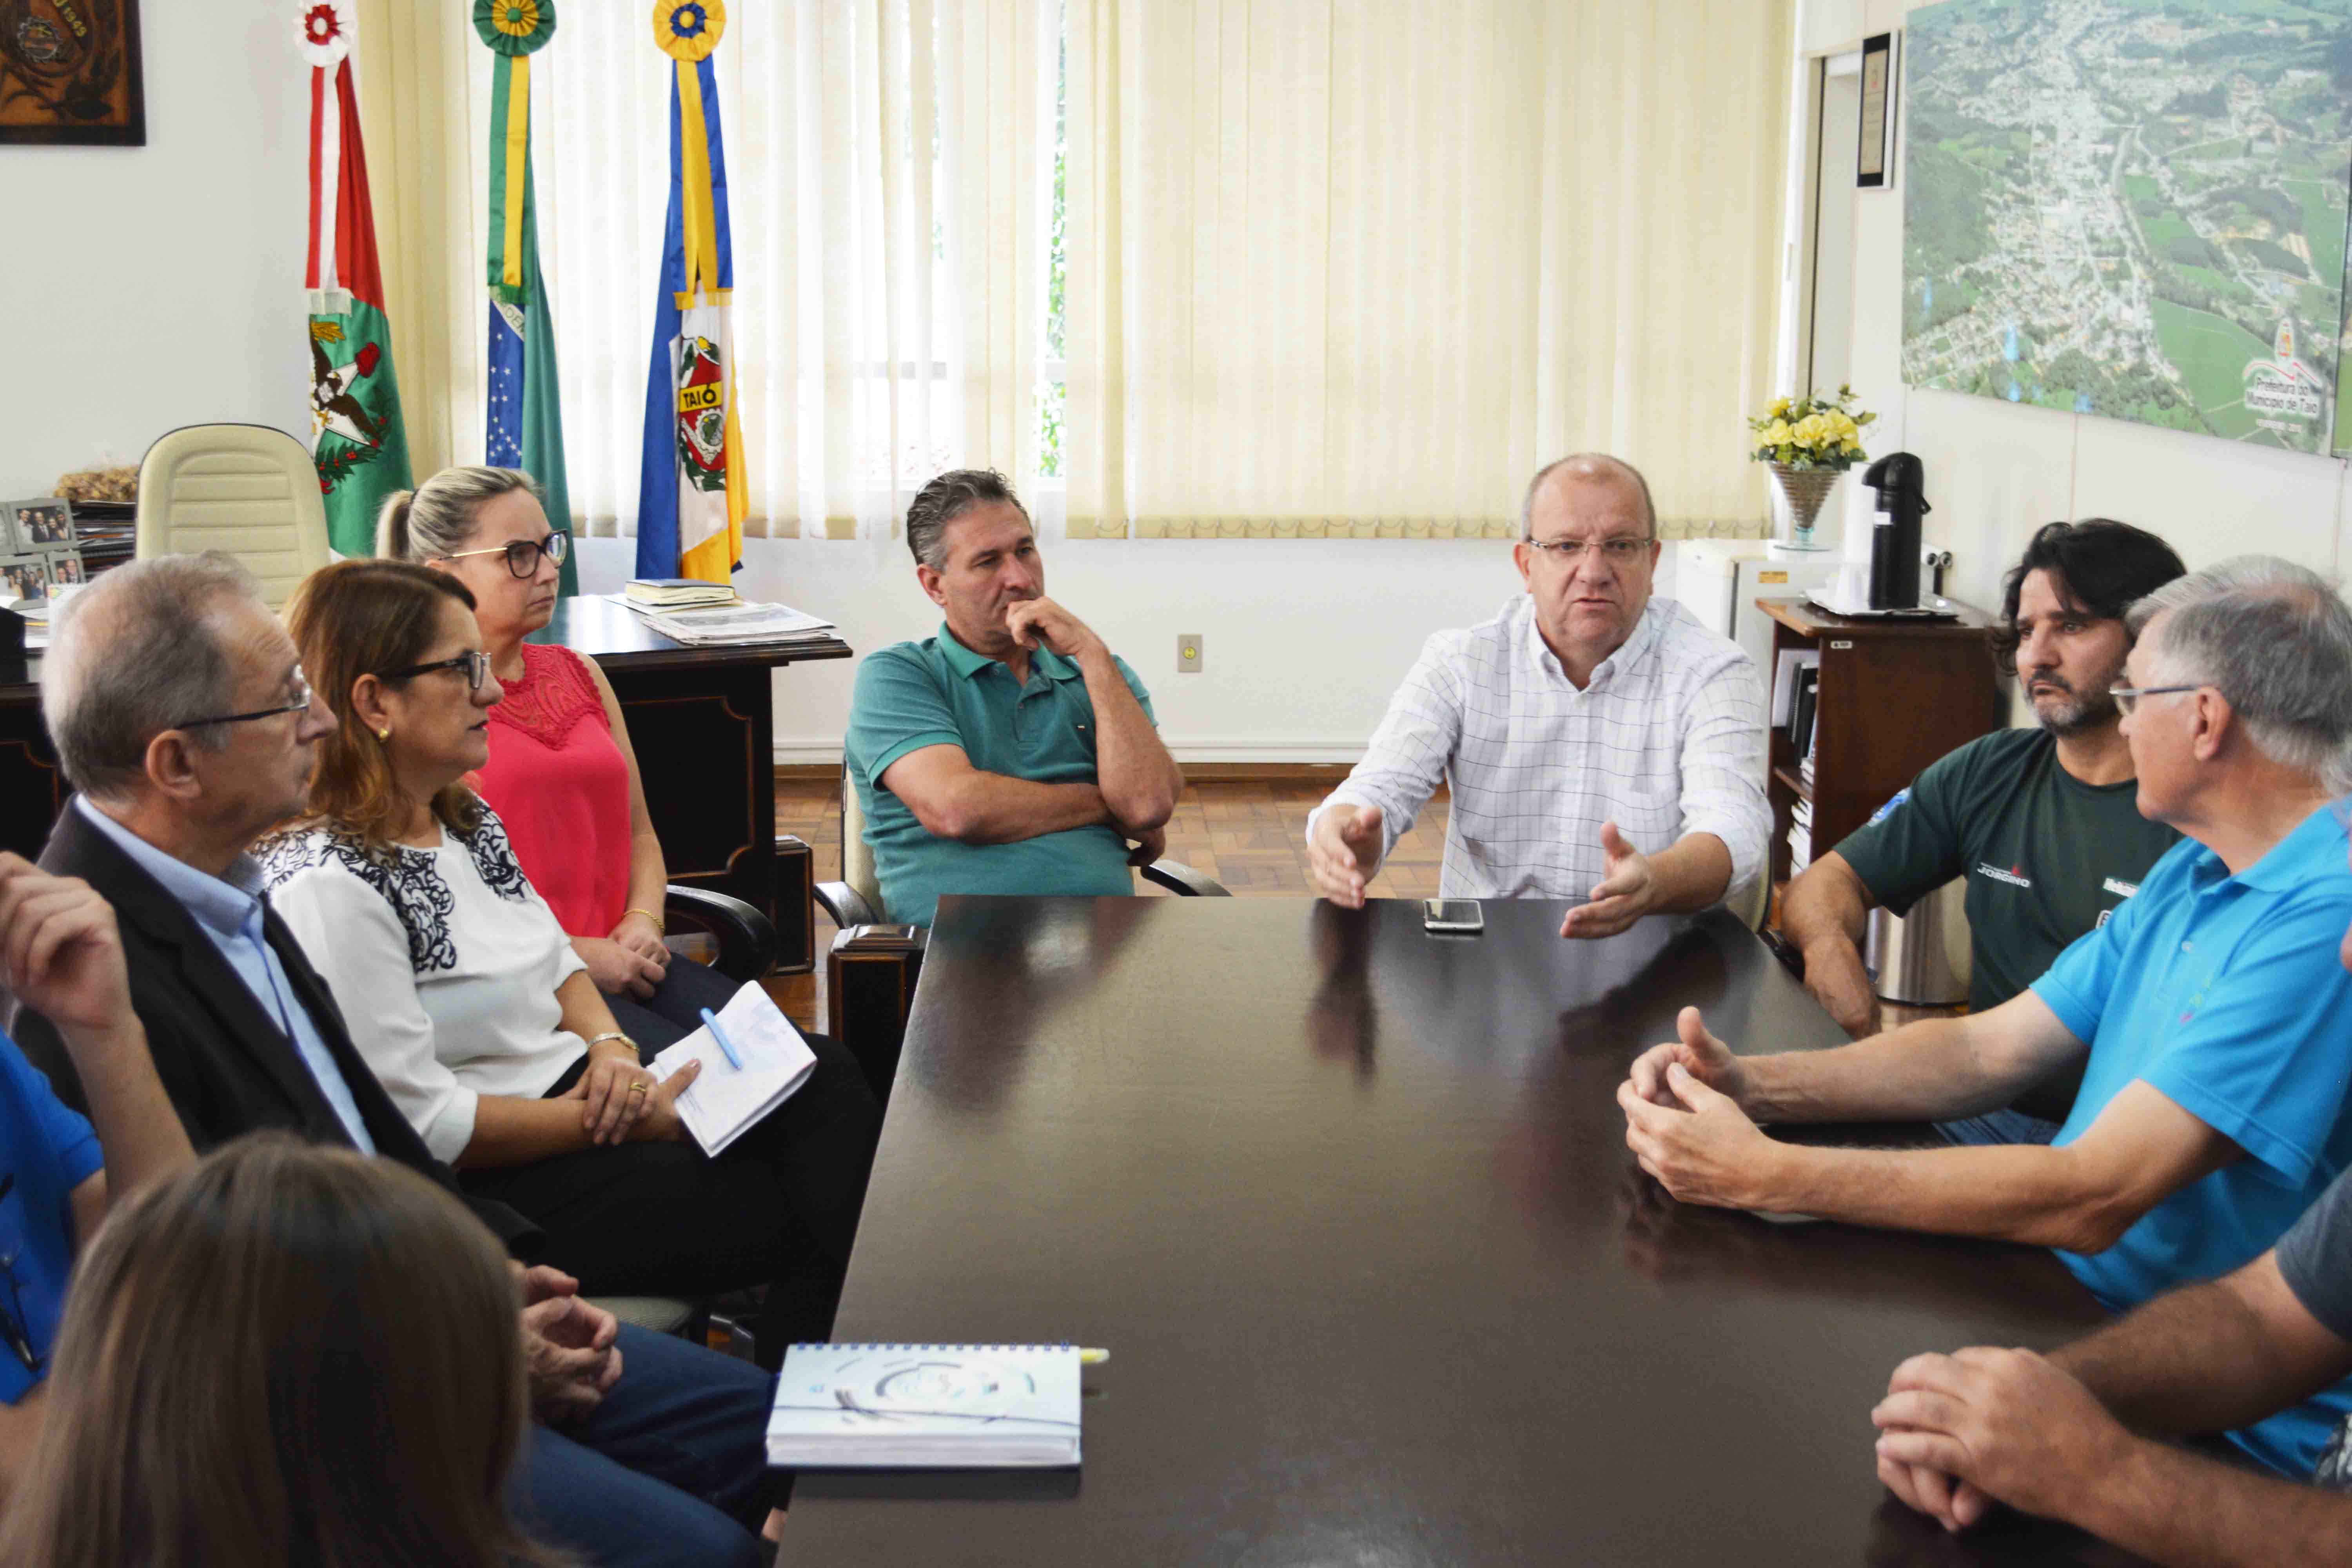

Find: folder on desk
647;984;817;1155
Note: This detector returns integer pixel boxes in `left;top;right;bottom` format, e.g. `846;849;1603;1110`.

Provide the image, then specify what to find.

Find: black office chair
660;884;779;981
815;764;1227;1094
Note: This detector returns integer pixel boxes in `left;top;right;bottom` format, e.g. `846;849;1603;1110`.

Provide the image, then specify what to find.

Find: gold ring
627;1082;650;1096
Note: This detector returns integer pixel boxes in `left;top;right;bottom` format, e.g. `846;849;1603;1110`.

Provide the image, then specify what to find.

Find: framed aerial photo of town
1903;0;2352;454
0;0;145;146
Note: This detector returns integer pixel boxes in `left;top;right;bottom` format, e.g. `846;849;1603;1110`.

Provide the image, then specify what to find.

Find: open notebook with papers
646;983;818;1156
768;1344;1084;1468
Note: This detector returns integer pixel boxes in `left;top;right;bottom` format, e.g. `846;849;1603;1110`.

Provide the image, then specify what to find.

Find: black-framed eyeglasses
2109;682;2205;717
174;665;315;729
435;530;572;579
379;650;494;691
0;1176;42;1378
1523;536;1653;563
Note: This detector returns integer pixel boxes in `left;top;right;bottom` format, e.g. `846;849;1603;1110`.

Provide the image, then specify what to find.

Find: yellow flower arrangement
1748;384;1875;472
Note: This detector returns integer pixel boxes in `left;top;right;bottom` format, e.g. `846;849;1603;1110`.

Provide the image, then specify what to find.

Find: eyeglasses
379;650;494;691
435;530;572;579
1524;536;1652;563
175;666;314;729
2108;682;2205;717
0;1176;41;1379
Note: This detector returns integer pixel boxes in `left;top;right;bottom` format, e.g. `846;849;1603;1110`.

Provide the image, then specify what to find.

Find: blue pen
699;1007;744;1071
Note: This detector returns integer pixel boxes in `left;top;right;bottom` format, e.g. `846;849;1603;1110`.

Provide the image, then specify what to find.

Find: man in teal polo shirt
1618;555;2352;1479
846;469;1183;927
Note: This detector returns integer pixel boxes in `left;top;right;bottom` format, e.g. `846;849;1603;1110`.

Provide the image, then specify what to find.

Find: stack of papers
626;577;738;608
610;595;838;647
768;1343;1084;1468
647;983;818;1155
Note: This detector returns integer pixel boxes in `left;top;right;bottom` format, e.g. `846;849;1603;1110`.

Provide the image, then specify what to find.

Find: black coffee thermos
1861;452;1931;610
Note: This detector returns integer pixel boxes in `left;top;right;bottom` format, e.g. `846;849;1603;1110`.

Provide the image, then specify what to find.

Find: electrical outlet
1177;633;1203;673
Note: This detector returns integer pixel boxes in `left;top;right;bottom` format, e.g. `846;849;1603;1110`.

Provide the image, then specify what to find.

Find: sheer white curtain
367;0;1054;541
1065;0;1795;540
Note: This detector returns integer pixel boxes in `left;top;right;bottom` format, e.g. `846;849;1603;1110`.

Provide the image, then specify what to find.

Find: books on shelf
768;1343;1084;1468
626;577;738;608
609;594;837;647
1788;796;1814;874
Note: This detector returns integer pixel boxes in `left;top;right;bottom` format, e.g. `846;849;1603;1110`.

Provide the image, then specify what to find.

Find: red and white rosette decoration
299;2;358;312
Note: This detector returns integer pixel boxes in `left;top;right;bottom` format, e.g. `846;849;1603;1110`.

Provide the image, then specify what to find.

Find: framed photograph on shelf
0;0;145;145
0;555;51;606
44;550;85;589
1857;31;1897;189
3;498;74;551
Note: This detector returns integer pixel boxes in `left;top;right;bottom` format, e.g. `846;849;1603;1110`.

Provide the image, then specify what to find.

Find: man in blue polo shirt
847;468;1184;926
1618;555;2352;1479
0;850;196;1499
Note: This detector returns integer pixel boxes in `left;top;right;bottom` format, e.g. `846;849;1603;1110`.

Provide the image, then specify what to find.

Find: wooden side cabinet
1757;597;2004;900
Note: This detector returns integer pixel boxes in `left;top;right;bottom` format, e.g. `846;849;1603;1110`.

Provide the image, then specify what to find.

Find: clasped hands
1308;811;1660;938
515;1263;625;1426
570;1037;699;1145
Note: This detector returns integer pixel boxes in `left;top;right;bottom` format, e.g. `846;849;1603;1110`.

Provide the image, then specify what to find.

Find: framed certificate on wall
1857;31;1896;189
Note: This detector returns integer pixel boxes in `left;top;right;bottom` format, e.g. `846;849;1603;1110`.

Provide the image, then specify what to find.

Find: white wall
1802;0;2352;621
0;2;310;493
578;535;1680;763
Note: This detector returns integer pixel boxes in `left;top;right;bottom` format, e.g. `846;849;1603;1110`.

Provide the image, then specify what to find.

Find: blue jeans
1936;1107;2065;1147
514;1323;776;1568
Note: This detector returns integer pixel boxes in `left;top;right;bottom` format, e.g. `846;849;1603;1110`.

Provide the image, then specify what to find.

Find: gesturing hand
1871;1348;2134;1532
1617;1060;1779;1211
1562;822;1654;939
1004;597;1104;661
0;854;135;1037
1307;804;1385;908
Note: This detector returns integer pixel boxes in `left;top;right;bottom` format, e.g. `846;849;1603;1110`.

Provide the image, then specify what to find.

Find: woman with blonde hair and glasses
0;1135;560;1568
257;561;877;1362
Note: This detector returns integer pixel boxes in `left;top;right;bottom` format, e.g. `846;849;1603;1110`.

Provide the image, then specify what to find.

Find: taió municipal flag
635;0;745;585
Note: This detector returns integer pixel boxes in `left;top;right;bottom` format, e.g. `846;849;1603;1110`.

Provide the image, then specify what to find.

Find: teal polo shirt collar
934;623;1083;685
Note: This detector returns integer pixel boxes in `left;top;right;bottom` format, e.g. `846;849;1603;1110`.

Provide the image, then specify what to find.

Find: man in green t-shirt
845;469;1185;928
1780;519;2187;1143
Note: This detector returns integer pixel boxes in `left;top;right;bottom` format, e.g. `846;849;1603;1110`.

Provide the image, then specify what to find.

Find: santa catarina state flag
635;0;745;585
298;3;412;556
478;0;578;595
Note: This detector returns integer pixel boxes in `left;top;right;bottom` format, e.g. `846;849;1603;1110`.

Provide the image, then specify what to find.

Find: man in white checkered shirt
1306;453;1769;938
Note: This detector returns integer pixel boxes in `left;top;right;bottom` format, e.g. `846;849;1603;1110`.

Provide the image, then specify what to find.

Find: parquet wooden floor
760;771;1447;1033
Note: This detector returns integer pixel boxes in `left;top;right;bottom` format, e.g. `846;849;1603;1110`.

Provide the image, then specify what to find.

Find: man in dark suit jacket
11;555;778;1568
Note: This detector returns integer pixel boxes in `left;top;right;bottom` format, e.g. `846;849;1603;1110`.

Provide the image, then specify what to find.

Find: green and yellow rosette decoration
472;0;577;593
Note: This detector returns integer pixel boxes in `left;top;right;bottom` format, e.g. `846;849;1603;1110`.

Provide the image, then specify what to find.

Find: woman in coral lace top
384;467;730;1030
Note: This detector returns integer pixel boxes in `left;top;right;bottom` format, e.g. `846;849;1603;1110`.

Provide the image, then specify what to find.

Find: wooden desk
786;897;2136;1567
0;596;853;967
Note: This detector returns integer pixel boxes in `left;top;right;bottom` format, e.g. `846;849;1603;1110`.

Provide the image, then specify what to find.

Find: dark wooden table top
786;897;2141;1566
524;594;853;673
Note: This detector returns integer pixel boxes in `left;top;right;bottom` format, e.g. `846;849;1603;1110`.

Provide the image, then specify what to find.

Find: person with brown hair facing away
256;560;878;1361
0;1136;560;1568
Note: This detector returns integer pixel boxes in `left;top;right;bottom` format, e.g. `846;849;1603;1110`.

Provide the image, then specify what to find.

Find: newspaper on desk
648;983;820;1155
610;595;837;647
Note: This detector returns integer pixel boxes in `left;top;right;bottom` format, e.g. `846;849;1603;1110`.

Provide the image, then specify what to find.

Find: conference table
786;896;2148;1566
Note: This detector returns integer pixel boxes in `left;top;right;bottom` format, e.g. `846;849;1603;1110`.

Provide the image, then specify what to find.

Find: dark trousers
515;1321;775;1568
461;974;880;1362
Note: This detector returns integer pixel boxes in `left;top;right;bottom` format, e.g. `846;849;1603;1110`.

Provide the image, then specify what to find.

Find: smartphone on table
1421;898;1485;935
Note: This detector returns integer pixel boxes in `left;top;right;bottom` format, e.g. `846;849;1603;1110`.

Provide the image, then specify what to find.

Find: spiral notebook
767;1343;1083;1468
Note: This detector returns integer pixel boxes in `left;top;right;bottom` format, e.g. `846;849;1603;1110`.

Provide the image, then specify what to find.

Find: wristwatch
585;1031;639;1060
